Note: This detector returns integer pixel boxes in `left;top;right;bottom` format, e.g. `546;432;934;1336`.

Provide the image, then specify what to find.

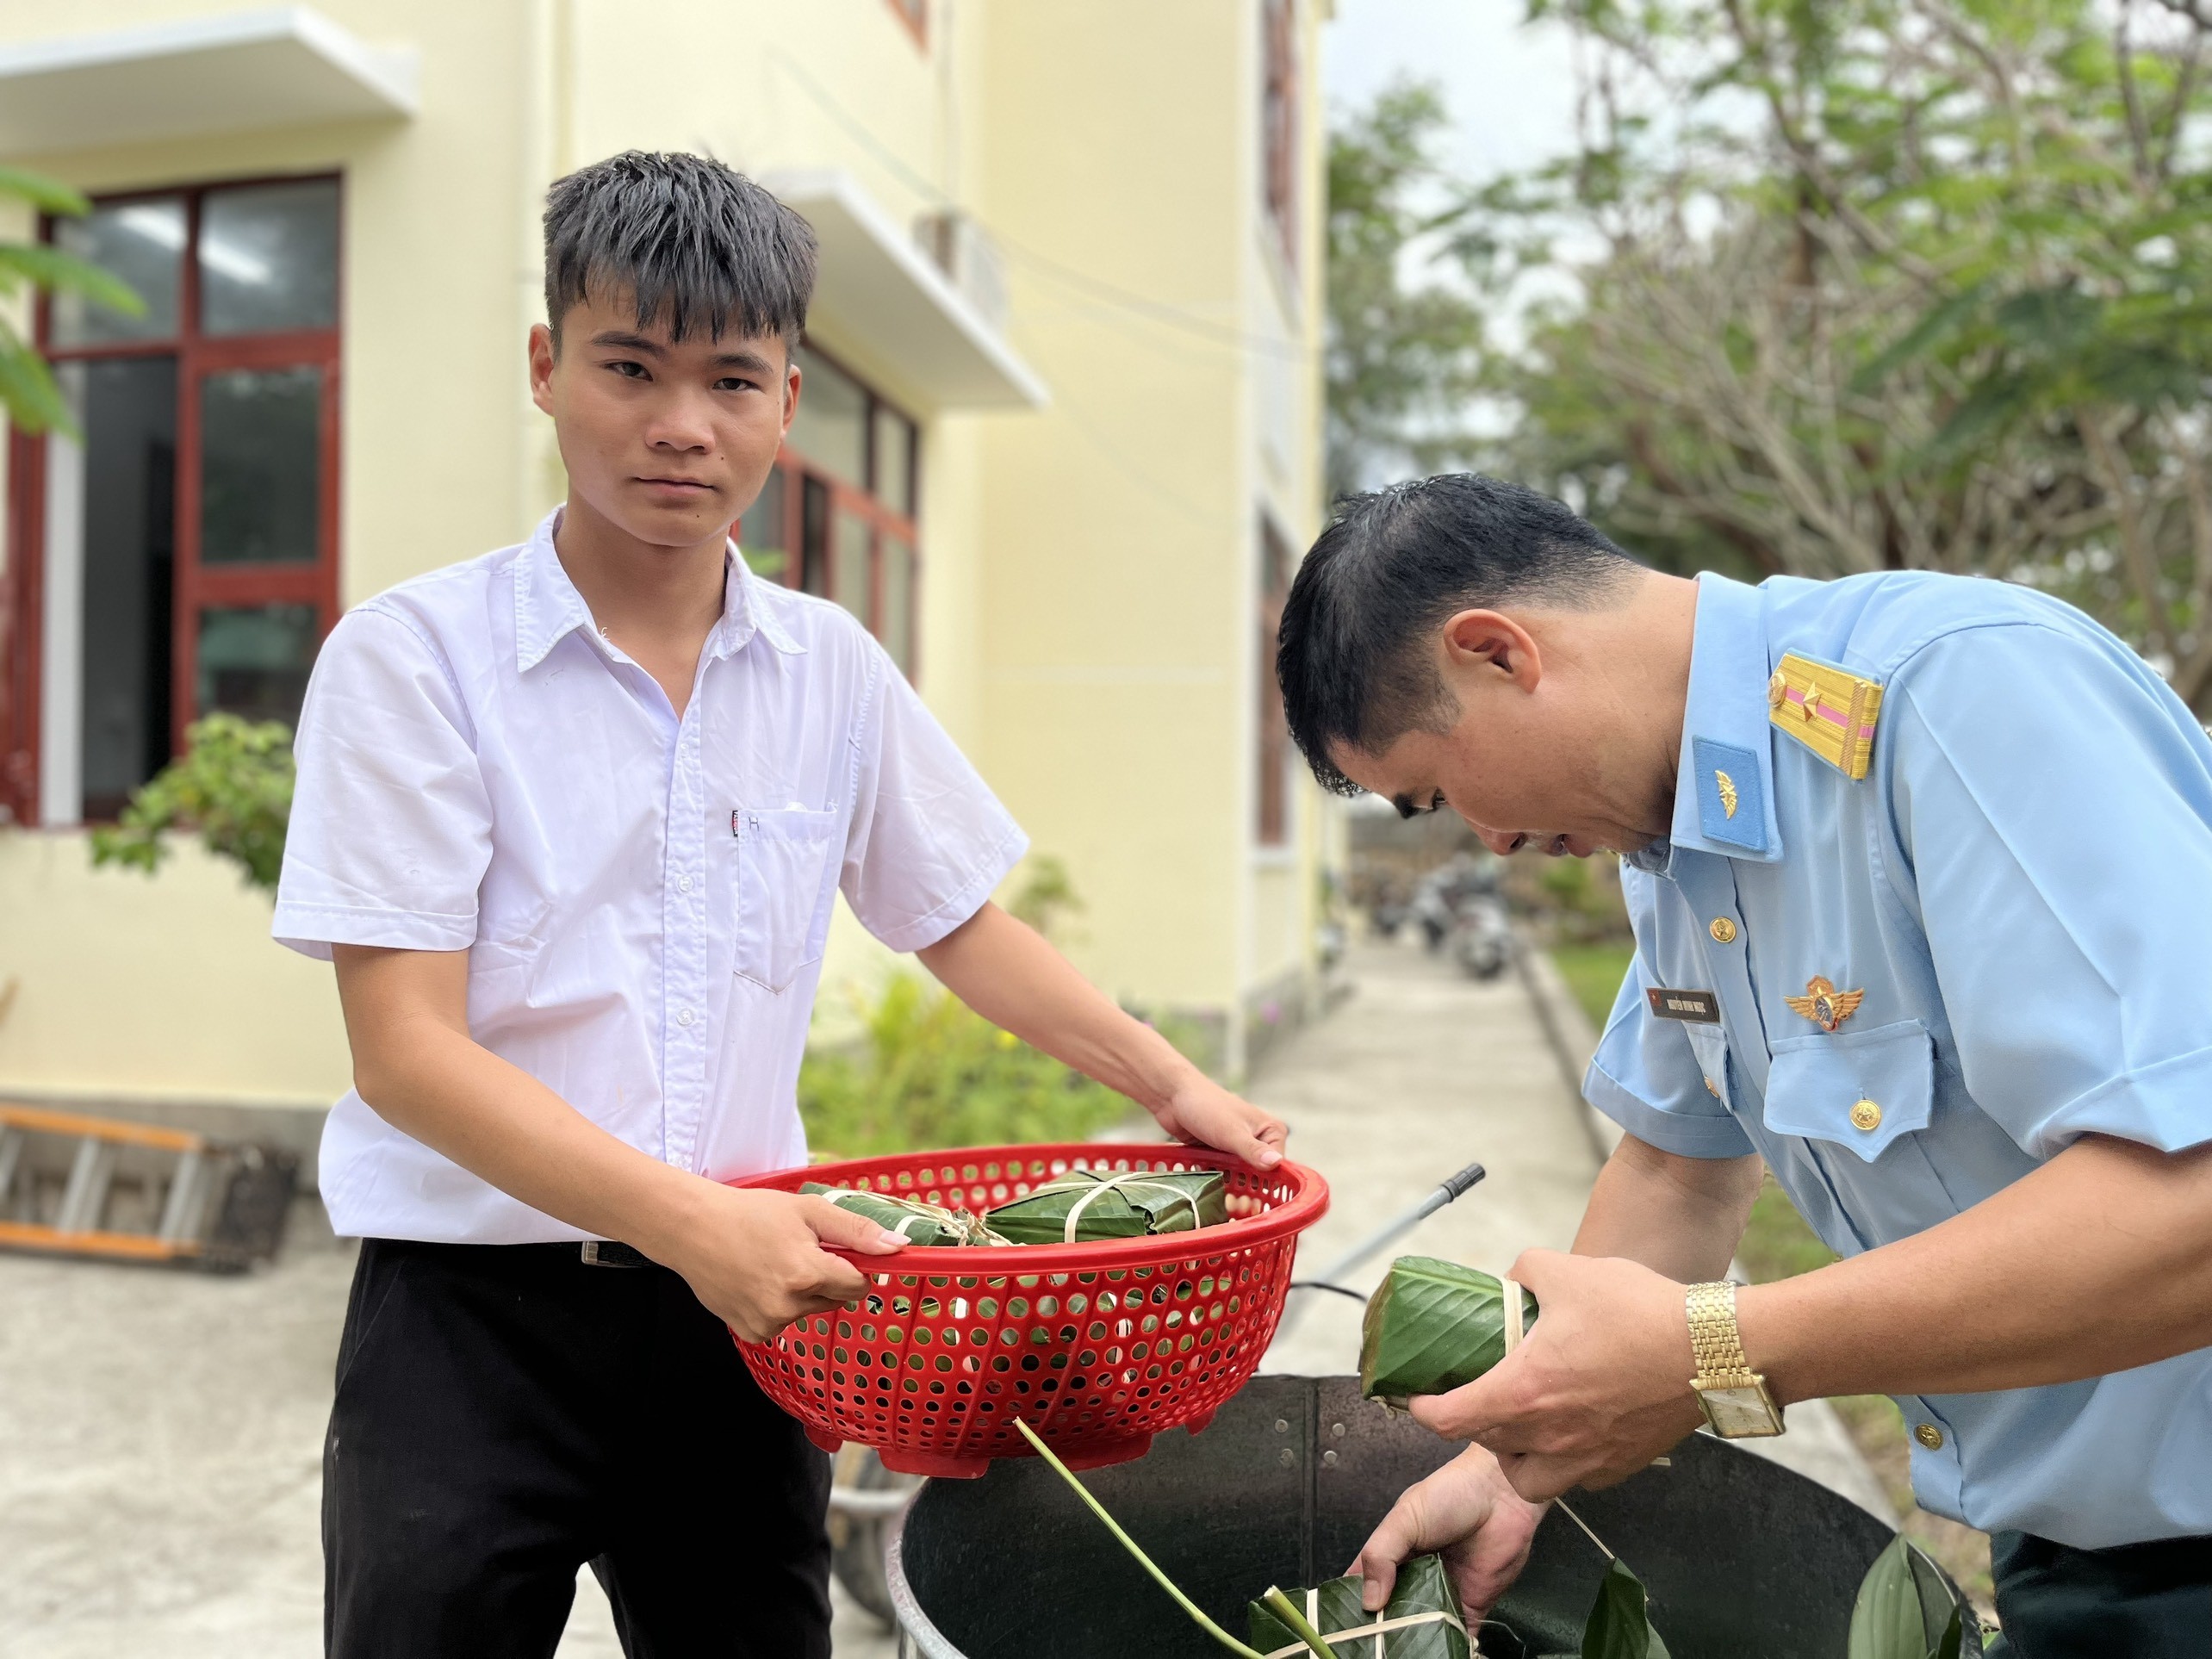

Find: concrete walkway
0;935;1883;1657
0;1210;883;1658
1258;937;1604;1378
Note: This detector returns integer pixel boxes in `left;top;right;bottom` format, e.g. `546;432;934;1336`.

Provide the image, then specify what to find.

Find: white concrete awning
0;7;418;157
766;169;1047;413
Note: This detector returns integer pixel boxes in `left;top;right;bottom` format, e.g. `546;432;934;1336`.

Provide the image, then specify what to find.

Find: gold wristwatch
1686;1281;1784;1438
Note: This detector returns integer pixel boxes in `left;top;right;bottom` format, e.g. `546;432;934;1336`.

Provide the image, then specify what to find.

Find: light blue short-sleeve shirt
1587;569;2212;1549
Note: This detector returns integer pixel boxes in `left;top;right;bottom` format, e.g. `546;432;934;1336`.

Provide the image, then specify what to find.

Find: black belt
578;1240;654;1269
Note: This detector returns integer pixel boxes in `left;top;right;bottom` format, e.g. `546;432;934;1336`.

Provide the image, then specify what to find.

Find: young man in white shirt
274;151;1288;1659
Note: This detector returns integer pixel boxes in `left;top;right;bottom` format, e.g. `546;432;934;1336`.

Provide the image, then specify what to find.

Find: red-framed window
885;0;928;48
738;342;923;681
1261;0;1301;271
3;174;341;827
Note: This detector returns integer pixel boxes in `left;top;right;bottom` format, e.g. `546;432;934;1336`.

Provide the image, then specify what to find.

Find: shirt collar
513;508;805;673
1660;571;1785;865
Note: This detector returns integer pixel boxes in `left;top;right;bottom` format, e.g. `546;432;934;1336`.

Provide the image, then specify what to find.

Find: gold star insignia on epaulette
1715;770;1739;818
1768;653;1884;779
1785;975;1865;1034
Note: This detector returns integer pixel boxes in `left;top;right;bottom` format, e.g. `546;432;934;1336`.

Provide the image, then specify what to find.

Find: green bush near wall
1542;940;1840;1284
89;714;295;893
1550;942;1633;1033
798;974;1136;1158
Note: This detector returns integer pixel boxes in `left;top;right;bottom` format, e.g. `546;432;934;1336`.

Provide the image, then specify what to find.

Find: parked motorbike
1450;892;1515;979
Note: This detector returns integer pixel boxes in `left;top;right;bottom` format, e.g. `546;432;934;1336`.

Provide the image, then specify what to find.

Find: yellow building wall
972;0;1251;1026
0;0;1326;1106
0;836;351;1108
0;0;539;1109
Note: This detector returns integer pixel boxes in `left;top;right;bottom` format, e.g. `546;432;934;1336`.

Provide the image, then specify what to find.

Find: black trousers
323;1239;832;1659
1983;1527;2212;1658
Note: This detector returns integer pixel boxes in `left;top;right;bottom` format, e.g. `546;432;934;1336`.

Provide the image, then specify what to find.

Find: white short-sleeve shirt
273;510;1028;1243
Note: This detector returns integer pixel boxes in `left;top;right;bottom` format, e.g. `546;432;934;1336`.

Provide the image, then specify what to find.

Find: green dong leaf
1582;1558;1669;1659
1360;1256;1537;1401
1848;1536;1967;1659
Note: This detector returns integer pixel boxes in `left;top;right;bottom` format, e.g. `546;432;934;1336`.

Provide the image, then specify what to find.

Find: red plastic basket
729;1142;1328;1478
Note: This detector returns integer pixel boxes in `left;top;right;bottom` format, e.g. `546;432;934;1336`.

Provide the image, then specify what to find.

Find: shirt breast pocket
1765;1019;1935;1162
732;806;842;993
1682;1021;1733;1108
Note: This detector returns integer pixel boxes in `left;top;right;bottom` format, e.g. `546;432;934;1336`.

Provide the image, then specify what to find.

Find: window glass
201;366;320;563
873;404;916;519
800;475;832;596
881;536;916;677
786;346;867;486
71;360;177;819
832;513;873;624
200;180;340;336
738;464;788;580
197;605;319;730
52;198;184;347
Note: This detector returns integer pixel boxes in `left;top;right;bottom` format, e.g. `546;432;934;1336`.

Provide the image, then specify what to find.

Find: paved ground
1258;938;1603;1378
0;935;1881;1656
0;1207;883;1659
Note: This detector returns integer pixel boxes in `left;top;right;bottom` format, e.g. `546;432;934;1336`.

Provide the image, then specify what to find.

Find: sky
1320;0;1584;184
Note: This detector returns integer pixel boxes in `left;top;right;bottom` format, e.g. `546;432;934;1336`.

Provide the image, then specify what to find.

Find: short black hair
543;151;817;348
1277;474;1639;795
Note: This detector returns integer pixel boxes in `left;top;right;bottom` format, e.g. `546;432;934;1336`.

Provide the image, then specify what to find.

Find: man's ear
781;352;803;439
1442;609;1543;693
528;323;558;417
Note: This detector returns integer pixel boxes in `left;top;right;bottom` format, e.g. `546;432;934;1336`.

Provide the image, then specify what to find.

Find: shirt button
1704;1076;1721;1098
1850;1098;1882;1132
1709;917;1738;944
678;874;693;893
1914;1423;1944;1451
676;1008;695;1028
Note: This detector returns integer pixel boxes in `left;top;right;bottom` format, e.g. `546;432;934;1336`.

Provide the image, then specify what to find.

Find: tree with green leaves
0;165;142;434
1325;83;1492;500
1439;0;2212;711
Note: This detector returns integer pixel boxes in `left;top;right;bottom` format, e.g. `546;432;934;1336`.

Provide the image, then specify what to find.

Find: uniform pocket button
1849;1098;1882;1131
1914;1423;1944;1450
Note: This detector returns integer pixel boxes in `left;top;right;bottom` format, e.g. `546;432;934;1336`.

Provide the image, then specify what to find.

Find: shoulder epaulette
1768;652;1884;780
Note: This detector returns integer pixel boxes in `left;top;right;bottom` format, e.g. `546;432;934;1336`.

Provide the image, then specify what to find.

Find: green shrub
1550;941;1634;1032
798;972;1136;1158
1737;1174;1842;1284
88;714;294;893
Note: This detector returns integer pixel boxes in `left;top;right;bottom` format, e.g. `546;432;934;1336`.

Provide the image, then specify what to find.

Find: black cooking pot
887;1373;1980;1657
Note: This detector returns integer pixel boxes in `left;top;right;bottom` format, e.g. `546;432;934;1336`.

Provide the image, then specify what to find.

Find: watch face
1694;1381;1785;1438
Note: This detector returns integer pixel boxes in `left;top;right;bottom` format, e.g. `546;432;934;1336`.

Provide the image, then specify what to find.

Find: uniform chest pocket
1765;1019;1935;1162
732;806;842;993
1682;1022;1733;1108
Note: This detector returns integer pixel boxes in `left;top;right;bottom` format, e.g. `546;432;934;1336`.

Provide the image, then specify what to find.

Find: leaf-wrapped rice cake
1248;1554;1470;1658
984;1167;1227;1244
1360;1255;1538;1404
799;1182;1008;1247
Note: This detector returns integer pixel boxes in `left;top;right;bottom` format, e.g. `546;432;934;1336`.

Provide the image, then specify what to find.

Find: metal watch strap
1685;1280;1756;1385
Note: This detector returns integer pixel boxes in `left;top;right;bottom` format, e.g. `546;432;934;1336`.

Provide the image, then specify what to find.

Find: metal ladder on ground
0;1104;298;1270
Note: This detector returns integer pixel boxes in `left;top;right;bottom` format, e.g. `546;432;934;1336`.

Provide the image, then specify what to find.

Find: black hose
1286;1280;1368;1303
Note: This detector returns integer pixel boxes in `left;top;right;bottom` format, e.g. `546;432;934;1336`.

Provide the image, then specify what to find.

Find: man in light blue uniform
1274;475;2212;1656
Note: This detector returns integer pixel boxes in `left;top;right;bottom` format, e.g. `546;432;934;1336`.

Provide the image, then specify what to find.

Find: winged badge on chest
1785;975;1864;1034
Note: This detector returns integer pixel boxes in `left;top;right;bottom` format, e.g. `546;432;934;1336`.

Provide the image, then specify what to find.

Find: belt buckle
580;1240;645;1269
